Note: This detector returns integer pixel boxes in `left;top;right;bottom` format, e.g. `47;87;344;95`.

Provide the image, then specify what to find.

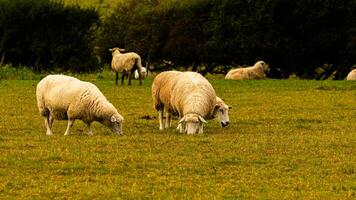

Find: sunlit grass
0;77;355;199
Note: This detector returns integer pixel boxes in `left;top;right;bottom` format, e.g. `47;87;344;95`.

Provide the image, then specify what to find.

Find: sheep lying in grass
36;75;124;136
225;61;269;80
152;71;232;130
346;69;356;80
109;47;143;85
134;67;147;80
152;71;221;134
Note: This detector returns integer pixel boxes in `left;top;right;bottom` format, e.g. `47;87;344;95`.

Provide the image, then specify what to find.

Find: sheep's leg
164;112;172;128
86;123;93;136
128;72;132;85
139;71;142;85
115;72;119;85
159;109;164;130
121;73;125;85
44;116;53;135
64;119;74;136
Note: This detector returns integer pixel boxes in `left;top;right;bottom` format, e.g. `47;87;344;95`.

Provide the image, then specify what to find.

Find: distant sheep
109;47;143;85
36;75;124;136
225;61;269;80
346;69;356;80
134;67;147;80
152;71;217;134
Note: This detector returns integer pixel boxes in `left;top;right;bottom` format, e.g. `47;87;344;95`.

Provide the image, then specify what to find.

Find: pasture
0;75;355;199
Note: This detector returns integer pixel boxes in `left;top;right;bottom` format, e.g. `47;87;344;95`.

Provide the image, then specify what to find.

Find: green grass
0;75;355;199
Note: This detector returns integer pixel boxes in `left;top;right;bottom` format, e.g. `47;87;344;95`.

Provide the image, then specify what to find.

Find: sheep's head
178;113;206;134
256;60;270;72
109;47;125;56
213;97;231;127
103;113;124;135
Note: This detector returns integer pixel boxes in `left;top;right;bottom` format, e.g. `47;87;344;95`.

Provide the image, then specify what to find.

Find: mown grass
0;75;355;199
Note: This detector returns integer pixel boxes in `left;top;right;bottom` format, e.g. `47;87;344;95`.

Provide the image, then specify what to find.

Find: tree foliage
0;0;99;72
98;0;356;79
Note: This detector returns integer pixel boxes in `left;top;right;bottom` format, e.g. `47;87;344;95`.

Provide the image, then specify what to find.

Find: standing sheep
213;96;232;127
109;47;143;85
152;71;232;131
225;61;269;80
152;71;217;134
346;69;356;80
36;75;124;136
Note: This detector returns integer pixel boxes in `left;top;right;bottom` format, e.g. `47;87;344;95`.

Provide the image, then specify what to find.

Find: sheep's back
171;72;216;117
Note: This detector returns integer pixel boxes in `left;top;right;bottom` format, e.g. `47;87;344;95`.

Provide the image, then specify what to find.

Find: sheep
225;61;269;80
152;71;217;134
152;71;182;130
36;75;124;136
152;71;232;131
109;47;143;85
346;69;356;80
213;96;232;127
134;67;147;80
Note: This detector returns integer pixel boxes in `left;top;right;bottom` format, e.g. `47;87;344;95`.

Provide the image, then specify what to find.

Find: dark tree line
0;0;99;72
1;0;355;79
98;0;356;79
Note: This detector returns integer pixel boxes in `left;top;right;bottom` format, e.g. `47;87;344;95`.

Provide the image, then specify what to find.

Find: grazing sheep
225;61;269;80
36;75;124;136
152;71;217;134
346;69;356;80
152;71;182;130
109;47;143;85
213;96;232;127
134;67;147;80
152;71;232;130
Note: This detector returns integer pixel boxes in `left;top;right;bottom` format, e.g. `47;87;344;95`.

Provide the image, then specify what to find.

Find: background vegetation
1;0;355;78
0;77;355;199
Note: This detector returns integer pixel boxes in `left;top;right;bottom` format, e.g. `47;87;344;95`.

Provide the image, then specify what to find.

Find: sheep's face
213;102;231;128
257;61;270;72
179;114;206;134
104;114;123;135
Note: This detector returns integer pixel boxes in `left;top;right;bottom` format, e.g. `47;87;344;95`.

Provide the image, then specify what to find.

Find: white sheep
225;61;269;80
152;71;182;130
213;96;232;127
152;71;217;134
36;75;124;136
134;67;147;80
346;69;356;80
109;47;143;85
152;71;232;130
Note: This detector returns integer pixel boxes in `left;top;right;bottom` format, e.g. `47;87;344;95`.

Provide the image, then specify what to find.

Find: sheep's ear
198;116;207;123
119;48;126;52
110;115;117;122
109;48;113;52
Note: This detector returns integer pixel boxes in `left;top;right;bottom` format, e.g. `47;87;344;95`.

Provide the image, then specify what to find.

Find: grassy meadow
0;74;355;199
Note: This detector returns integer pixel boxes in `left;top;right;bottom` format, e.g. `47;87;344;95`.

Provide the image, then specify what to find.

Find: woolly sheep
134;67;147;80
109;47;143;85
213;96;232;127
346;69;356;80
225;61;269;80
152;71;231;130
36;75;124;136
152;71;217;134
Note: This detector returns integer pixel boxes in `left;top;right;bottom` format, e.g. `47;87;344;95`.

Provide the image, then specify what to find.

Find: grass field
0;75;355;199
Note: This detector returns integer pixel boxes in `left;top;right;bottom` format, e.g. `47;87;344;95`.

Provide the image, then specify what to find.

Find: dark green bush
0;0;100;72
